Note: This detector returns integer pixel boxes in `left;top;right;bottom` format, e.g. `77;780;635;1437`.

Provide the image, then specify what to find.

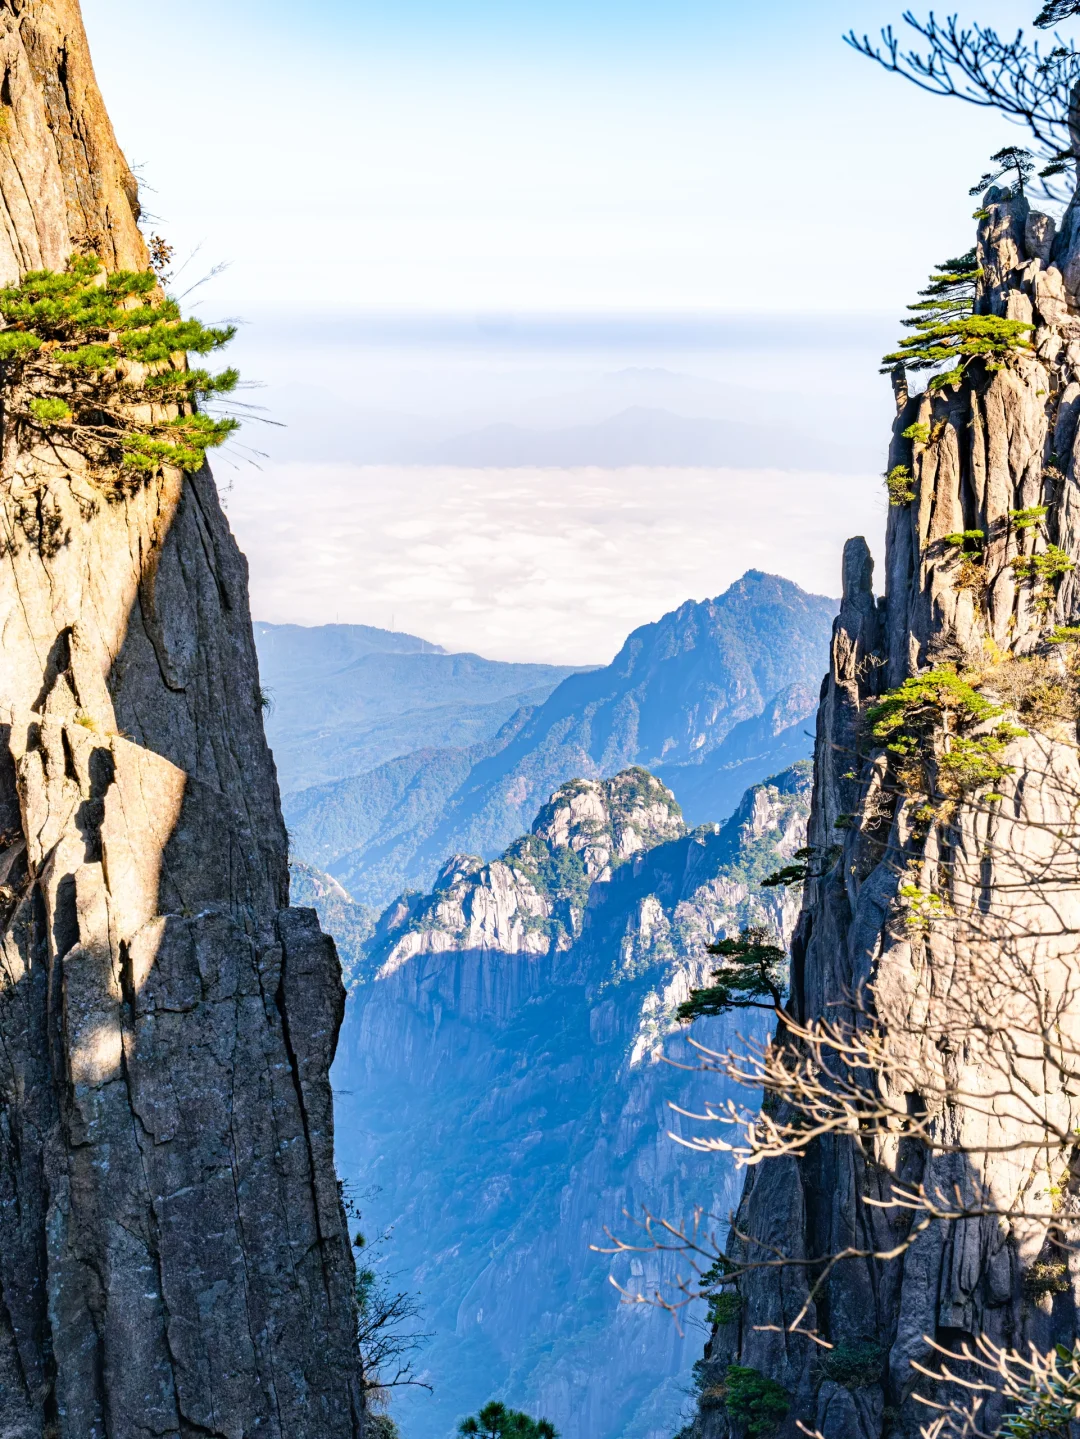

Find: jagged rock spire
687;168;1080;1439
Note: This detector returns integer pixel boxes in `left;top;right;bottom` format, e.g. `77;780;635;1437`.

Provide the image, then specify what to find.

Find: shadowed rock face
686;190;1080;1437
0;4;362;1435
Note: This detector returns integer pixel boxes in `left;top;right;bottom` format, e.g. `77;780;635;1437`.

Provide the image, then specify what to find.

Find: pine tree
969;144;1036;196
458;1402;557;1439
881;249;1034;391
676;927;787;1020
1035;1;1080;26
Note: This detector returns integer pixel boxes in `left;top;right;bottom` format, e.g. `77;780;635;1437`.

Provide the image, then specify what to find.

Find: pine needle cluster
968;145;1035;197
458;1403;557;1439
676;926;787;1019
881;248;1034;392
866;670;1025;806
997;1343;1080;1438
0;254;239;483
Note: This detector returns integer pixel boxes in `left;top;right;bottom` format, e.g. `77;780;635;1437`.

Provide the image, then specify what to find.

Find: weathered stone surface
687;183;1080;1437
0;0;146;283
0;4;362;1436
367;767;687;976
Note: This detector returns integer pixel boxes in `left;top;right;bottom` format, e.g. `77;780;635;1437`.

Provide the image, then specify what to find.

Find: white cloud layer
225;463;884;665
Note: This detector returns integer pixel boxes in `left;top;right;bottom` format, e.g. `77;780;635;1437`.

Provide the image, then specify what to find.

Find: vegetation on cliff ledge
676;925;787;1019
866;668;1024;806
0;253;239;482
458;1402;557;1439
881;248;1034;395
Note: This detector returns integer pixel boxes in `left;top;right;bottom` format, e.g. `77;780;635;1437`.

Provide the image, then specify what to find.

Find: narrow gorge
331;766;810;1439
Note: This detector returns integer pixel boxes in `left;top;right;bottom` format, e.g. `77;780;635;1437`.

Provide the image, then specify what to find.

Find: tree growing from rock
458;1402;557;1439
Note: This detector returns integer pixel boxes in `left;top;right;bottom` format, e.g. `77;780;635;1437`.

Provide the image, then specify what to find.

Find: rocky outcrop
365;768;686;975
0;4;362;1435
686;187;1080;1437
326;763;810;1439
0;0;145;282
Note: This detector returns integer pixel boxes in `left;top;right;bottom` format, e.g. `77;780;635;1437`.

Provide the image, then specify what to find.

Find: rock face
365;768;687;974
686;189;1080;1436
0;0;145;283
327;764;811;1439
0;5;362;1436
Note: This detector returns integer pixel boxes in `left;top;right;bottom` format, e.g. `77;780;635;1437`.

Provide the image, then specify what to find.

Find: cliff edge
0;4;362;1435
685;182;1080;1437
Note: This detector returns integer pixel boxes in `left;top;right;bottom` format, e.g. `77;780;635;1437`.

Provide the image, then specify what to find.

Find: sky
82;0;1039;316
77;0;1068;663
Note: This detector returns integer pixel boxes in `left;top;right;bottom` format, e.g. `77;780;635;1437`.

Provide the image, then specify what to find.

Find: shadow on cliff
0;462;363;1436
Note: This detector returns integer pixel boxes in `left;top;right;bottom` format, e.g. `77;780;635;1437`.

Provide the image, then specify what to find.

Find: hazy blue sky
75;2;1069;662
82;0;1048;316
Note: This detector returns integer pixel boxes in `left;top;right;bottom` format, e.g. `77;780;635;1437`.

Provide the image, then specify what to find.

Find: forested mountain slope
255;620;582;793
284;572;834;906
308;763;812;1439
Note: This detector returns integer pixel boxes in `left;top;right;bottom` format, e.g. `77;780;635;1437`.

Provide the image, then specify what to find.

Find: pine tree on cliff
1036;1;1080;25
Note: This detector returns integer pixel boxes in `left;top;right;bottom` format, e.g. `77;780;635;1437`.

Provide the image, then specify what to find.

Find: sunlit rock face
0;4;362;1434
326;763;810;1439
686;187;1080;1439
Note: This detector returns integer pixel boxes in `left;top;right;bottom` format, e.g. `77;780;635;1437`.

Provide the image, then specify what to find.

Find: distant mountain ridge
420;404;869;470
255;621;585;793
283;571;836;906
259;362;887;473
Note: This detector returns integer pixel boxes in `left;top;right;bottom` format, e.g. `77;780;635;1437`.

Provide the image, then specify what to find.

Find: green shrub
367;1417;401;1439
28;397;71;424
1012;544;1074;585
1011;543;1075;614
1023;1261;1069;1298
866;669;1024;805
885;464;915;505
707;1290;742;1326
1010;505;1048;531
997;1342;1080;1437
820;1339;886;1389
459;1402;556;1439
721;1366;790;1438
943;528;984;552
0;252;238;485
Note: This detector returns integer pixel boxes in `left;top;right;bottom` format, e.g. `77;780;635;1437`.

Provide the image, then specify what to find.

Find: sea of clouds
226;460;882;665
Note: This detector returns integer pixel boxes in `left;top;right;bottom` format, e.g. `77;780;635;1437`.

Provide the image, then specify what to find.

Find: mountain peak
369;767;687;972
532;769;684;879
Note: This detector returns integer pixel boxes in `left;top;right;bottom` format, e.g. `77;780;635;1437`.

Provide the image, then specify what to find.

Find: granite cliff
683;184;1080;1436
321;763;811;1439
0;4;361;1434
